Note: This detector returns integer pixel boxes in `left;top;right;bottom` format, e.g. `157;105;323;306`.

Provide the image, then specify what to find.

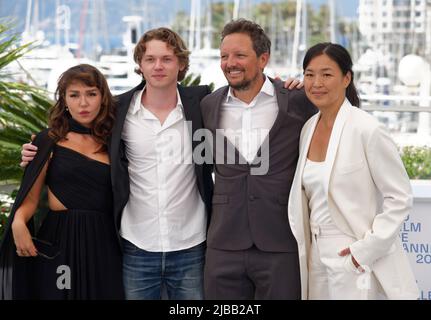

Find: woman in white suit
288;43;419;300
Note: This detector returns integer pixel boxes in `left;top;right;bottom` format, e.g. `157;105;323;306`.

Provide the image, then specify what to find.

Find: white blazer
288;99;419;300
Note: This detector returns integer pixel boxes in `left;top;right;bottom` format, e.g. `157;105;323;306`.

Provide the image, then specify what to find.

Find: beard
229;79;252;91
226;70;262;91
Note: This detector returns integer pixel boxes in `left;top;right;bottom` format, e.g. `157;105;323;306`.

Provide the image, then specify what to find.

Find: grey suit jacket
201;78;317;252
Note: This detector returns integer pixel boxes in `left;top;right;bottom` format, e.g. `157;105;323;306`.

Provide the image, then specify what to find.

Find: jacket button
249;195;256;201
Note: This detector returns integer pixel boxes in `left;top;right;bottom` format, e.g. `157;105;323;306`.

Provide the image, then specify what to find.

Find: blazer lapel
323;99;351;197
207;87;228;132
267;79;289;139
211;87;248;166
249;79;288;165
110;81;146;154
291;113;319;209
298;113;320;181
288;113;318;241
179;86;202;151
258;79;308;160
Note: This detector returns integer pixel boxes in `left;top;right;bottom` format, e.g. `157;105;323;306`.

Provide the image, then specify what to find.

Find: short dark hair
221;19;271;56
133;27;190;81
48;64;115;149
303;42;360;108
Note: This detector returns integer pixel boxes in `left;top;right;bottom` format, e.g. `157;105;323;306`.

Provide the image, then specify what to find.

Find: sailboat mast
196;0;202;51
189;0;196;51
33;0;39;37
77;0;89;59
329;0;336;43
24;0;33;38
302;0;307;49
291;0;302;73
55;0;60;46
204;0;213;49
233;0;240;20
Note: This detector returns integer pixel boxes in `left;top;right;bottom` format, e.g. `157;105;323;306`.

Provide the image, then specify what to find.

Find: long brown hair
48;64;116;148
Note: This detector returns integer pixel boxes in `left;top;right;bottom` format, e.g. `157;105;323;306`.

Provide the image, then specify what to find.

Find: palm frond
180;73;215;91
0;147;23;182
0;22;52;183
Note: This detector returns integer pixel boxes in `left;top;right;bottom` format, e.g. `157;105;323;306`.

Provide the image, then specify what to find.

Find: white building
358;0;431;78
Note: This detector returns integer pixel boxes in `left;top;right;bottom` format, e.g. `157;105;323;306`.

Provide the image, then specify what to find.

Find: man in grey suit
201;19;317;299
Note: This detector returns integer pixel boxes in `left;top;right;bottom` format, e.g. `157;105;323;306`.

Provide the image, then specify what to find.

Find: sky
0;0;361;19
303;0;358;17
0;0;360;52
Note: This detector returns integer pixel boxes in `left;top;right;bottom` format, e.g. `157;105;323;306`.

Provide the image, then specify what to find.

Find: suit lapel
298;113;320;183
288;113;318;241
323;99;351;197
267;80;289;139
249;79;291;165
110;81;146;155
208;86;228;132
211;87;248;166
179;86;202;150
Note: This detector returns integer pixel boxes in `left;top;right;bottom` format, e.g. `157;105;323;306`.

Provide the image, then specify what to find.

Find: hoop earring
65;106;69;112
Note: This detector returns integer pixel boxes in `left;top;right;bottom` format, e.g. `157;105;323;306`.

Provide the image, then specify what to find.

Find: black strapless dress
30;144;124;299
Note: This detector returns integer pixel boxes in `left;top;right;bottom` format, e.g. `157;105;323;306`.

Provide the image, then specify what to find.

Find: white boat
7;0;92;95
96;16;143;95
97;54;141;96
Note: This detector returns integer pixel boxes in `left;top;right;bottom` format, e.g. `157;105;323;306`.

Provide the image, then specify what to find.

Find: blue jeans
122;238;205;300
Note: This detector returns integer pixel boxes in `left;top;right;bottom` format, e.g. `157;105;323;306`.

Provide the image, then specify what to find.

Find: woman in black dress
0;64;124;299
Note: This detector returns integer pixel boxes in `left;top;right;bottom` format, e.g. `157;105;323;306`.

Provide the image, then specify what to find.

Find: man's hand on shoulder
277;77;303;90
20;134;37;168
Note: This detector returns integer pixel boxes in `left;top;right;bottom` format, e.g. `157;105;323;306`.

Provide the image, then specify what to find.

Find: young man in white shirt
109;28;214;300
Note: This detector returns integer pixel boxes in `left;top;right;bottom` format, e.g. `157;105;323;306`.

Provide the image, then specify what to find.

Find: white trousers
308;223;381;300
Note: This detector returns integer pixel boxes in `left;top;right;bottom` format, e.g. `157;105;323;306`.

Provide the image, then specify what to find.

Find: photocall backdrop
403;181;431;300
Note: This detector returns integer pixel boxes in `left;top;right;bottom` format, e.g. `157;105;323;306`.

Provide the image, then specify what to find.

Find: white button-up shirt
220;76;279;162
120;87;207;252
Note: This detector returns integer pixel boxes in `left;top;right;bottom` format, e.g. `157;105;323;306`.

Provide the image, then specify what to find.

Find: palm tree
181;73;215;92
0;22;53;182
0;21;54;240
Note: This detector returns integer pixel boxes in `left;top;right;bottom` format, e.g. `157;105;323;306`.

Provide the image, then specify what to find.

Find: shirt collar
261;75;275;97
226;74;274;103
130;85;184;116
